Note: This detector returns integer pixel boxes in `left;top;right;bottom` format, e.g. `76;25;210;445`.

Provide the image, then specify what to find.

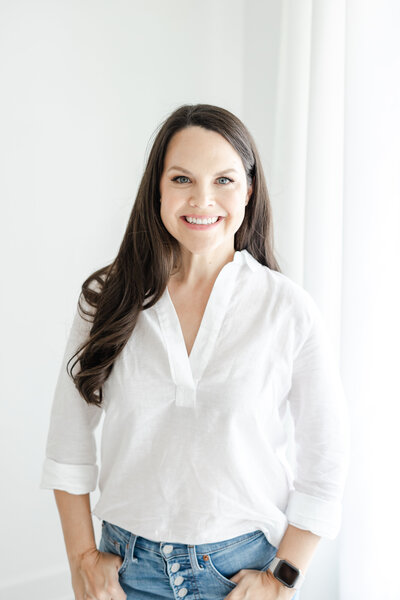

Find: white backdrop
1;1;399;599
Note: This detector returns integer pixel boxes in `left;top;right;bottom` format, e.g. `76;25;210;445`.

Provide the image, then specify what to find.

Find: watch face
275;560;299;588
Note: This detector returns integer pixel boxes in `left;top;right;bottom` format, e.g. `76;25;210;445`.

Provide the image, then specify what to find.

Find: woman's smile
180;215;225;229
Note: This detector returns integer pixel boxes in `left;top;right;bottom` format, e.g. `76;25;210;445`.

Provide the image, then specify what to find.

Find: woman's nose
189;188;215;208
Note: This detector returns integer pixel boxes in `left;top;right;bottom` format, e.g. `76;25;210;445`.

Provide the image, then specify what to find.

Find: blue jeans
99;520;301;600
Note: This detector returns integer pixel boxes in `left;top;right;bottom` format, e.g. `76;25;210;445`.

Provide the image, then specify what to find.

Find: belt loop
129;533;139;563
188;545;203;571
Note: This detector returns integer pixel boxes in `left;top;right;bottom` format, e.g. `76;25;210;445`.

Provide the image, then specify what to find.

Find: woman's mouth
180;216;224;230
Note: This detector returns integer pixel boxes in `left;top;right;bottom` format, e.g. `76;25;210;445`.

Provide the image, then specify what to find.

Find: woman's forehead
163;127;244;172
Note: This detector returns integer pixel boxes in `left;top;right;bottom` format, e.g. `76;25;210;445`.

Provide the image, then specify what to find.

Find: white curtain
270;1;400;599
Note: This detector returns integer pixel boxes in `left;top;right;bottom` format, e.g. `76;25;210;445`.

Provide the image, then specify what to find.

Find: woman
40;103;350;600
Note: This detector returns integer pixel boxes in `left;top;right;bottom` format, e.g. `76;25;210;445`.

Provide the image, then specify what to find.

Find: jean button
178;588;188;597
171;562;180;572
163;544;174;554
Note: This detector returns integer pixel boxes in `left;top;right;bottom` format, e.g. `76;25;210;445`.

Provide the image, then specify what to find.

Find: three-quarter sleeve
40;292;104;494
285;294;351;539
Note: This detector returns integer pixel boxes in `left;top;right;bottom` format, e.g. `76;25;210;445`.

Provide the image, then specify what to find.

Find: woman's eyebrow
166;166;239;176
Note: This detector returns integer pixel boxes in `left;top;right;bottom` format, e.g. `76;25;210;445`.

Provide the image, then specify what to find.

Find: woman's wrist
70;545;99;572
276;524;320;575
263;570;297;599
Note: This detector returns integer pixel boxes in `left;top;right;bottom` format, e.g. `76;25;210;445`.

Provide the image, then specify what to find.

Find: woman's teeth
184;216;219;224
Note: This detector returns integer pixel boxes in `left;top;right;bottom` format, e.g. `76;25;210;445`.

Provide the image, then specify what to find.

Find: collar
235;248;262;272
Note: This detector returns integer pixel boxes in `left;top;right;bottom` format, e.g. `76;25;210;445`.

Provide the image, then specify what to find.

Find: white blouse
40;248;351;548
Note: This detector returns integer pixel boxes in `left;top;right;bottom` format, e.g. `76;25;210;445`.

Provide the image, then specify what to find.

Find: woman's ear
246;177;254;205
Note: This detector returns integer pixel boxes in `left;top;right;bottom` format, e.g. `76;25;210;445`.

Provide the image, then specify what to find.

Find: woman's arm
274;523;321;574
256;525;321;598
53;490;126;600
228;525;321;599
53;490;97;568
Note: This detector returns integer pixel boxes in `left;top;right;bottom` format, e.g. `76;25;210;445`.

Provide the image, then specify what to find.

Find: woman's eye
171;176;233;185
172;176;190;184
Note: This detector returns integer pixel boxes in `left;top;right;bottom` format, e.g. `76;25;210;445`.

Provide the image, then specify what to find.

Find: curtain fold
339;1;400;599
270;1;400;598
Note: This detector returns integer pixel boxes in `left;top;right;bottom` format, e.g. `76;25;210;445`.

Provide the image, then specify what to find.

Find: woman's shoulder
248;256;321;327
266;266;314;301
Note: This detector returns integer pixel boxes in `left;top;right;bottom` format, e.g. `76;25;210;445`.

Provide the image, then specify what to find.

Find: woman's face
159;126;253;257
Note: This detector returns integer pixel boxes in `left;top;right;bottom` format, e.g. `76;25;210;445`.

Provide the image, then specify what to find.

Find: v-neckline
154;250;244;407
165;284;203;360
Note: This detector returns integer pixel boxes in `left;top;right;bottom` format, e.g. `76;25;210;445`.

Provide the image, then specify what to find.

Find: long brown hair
67;103;281;407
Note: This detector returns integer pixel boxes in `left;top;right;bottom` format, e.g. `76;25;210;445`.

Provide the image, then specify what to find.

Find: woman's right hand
71;547;127;600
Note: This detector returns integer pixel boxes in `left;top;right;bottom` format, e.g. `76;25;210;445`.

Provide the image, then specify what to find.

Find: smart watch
268;556;305;590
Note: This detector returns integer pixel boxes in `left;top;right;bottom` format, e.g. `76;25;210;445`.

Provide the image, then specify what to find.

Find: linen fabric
40;249;350;548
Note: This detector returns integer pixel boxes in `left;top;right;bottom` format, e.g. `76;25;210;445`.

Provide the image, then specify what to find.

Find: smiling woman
159;126;253;264
40;103;349;600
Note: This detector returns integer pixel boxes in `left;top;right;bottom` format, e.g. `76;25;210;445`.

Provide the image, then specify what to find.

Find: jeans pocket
205;531;277;589
101;521;121;551
100;520;131;576
206;553;237;589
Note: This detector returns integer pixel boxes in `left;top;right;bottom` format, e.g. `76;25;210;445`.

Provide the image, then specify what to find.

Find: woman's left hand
224;568;296;599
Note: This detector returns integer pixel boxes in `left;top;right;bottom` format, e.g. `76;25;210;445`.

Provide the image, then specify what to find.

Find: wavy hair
67;103;281;407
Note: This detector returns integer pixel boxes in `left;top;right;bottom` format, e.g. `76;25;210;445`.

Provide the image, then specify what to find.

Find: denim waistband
103;521;265;554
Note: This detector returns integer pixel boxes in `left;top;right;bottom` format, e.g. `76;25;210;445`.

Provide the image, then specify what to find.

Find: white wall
0;1;338;598
0;0;245;597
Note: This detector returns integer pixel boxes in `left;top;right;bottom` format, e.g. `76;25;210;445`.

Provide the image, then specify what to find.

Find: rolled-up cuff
285;489;343;539
40;457;98;494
